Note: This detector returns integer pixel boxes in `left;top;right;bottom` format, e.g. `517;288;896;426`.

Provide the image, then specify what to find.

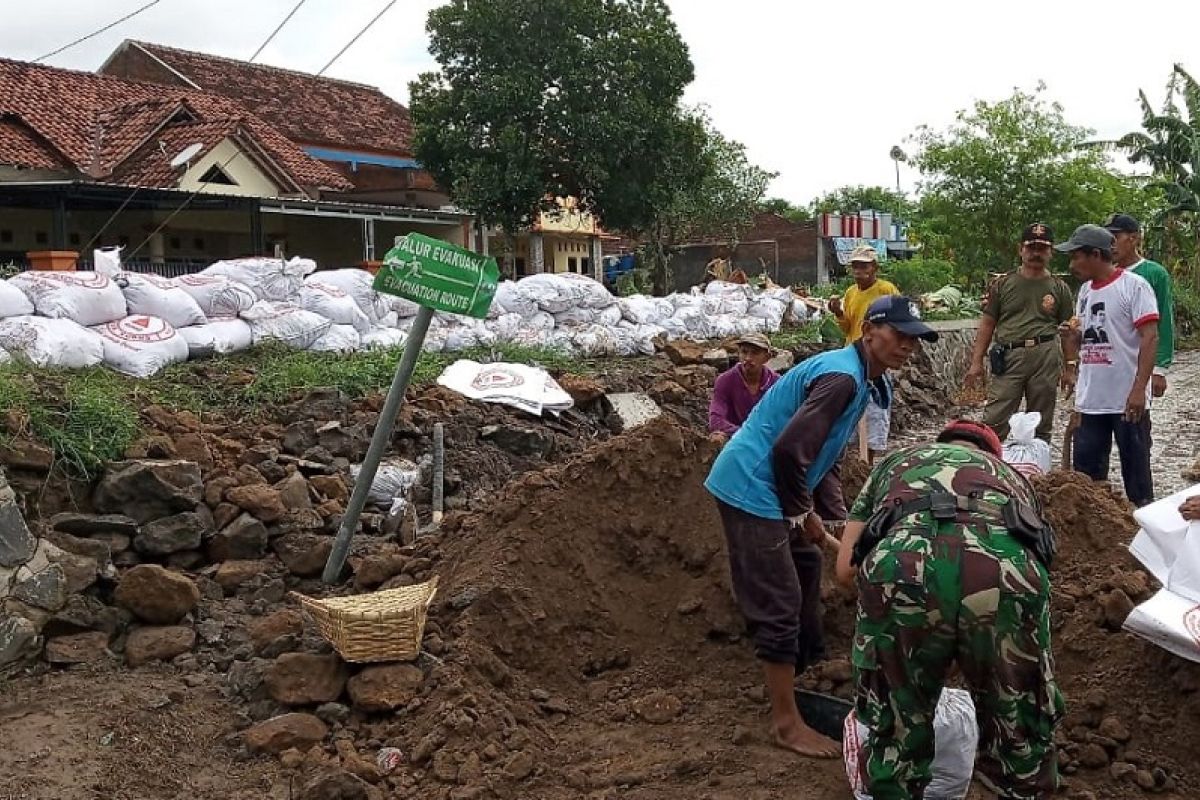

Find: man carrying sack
836;420;1064;799
966;223;1075;442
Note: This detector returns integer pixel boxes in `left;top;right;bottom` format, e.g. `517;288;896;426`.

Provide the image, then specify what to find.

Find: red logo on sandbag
1185;605;1200;648
472;368;524;390
99;315;175;343
34;271;110;289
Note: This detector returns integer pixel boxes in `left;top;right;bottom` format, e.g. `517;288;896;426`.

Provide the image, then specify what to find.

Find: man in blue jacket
706;295;938;759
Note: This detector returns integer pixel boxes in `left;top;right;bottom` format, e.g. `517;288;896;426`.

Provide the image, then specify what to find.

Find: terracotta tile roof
109;119;241;189
130;41;414;155
0;116;68;170
0;56;352;192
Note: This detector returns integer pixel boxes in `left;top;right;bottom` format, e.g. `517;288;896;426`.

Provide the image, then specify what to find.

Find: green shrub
882;256;958;296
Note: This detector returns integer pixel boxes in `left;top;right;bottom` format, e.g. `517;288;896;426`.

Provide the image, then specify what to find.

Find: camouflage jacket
849;442;1039;530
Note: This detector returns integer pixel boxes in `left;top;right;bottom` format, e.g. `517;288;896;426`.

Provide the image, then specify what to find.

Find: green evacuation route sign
374;233;498;319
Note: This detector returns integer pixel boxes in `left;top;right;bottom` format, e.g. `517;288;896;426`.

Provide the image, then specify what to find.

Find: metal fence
72;258;212;278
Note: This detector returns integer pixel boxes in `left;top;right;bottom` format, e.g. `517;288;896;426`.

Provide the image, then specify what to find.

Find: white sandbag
598;305;623;327
704;280;754;299
0;316;104;368
554;306;599;326
175;274;258;317
516;274;579;314
301;280;373;332
350;459;420;507
845;688;977;800
178;317;253;358
703;293;751;316
437;359;573;416
390;296;421;319
1124;588;1200;663
488;313;525;342
1001;412;1051;477
443;325;480;351
241;301;332;349
308;324;363;353
93;246;123;277
620;295;674;325
379;311;399;328
0;279;34;318
747;297;789;331
528;311;556;331
8;271;127;326
360;327;407;350
511;329;552;349
117;272;208;329
554;272;616;309
494;280;537;318
92;315;189;378
306;269;389;322
656;317;688;340
569;323;621;357
200;256;316;302
668;293;704;311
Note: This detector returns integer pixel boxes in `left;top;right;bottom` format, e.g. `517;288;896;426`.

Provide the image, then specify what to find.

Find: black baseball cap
1022;222;1054;246
1104;213;1141;234
865;295;939;342
1054;224;1115;253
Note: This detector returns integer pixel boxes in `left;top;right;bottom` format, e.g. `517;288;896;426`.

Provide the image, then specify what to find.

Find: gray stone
766;350;795;372
42;595;125;637
94;460;204;523
114;564;200;624
48;513;139;538
0;472;35;568
13;563;68;611
272;533;331;578
46;549;98;594
44;631;110;664
283;421;318;456
606;393;662;431
134;512;209;556
44;531;111;564
0;615;39;666
208;514;269;562
257;460;288;484
275;472;312;510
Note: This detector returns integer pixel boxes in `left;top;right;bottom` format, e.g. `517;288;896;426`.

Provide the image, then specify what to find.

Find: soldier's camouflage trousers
851;521;1065;800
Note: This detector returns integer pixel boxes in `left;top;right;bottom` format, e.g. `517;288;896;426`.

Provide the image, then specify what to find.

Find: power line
34;0;165;63
249;0;309;62
125;0;399;260
317;0;397;76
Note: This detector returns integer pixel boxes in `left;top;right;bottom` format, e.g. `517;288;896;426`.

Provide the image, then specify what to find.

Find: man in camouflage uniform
836;420;1064;800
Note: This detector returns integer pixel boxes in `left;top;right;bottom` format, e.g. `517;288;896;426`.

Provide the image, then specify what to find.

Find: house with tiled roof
0;48;470;273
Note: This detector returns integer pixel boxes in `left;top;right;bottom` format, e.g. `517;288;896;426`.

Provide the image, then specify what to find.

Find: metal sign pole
322;305;434;584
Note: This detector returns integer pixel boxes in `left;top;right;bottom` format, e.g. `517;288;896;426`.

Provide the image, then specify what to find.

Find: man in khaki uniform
966;223;1075;442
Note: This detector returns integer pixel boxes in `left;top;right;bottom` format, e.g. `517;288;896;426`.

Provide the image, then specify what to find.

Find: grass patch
1;341;589;479
769;325;823;350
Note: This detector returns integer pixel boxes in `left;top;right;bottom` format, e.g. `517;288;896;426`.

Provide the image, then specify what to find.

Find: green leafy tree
409;0;694;272
638;109;776;292
760;197;812;223
908;84;1141;285
809;185;914;220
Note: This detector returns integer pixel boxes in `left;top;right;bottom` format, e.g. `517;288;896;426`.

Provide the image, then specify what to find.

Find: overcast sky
2;0;1197;203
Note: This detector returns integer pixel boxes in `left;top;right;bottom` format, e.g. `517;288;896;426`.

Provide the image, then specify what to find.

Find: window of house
193;237;206;250
0;230;12;244
581;257;590;273
199;164;237;186
35;231;48;244
567;257;578;273
515;257;527;277
169;236;182;250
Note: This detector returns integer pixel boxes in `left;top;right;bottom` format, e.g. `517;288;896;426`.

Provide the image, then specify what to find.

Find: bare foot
772;720;841;759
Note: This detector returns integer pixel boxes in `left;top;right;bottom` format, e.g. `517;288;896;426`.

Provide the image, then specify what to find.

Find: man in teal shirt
1105;213;1174;397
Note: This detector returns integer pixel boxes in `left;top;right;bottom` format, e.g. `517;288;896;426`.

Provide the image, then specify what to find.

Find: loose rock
134;512;208;556
244;713;328;754
225;485;287;524
93;460;204;523
44;631;110;664
114;564;200;624
125;625;196;667
266;653;349;706
346;663;424;712
207;514;269;562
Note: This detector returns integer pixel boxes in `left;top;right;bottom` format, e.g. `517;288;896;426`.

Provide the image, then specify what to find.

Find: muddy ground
2;348;1199;800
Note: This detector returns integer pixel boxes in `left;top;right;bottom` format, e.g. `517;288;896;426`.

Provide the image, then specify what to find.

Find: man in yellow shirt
829;245;901;460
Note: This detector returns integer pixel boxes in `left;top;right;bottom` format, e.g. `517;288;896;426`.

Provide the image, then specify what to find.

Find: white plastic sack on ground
527;311;556;332
8;271;127;326
308;324;362;353
301;280;373;332
360;327;407;350
516;274;581;314
554;306;598;327
93;246;123;277
569;323;621;357
200;256;315;302
0;316;104;368
92;315;189;378
1123;588;1200;663
0;280;34;318
379;311;399;328
747;297;789;332
350;459;420;508
306;269;389;322
241;301;332;349
493;281;537;318
1001;412;1051;477
487;313;525;342
178;317;253;358
389;295;421;319
437;359;574;416
118;272;208;329
620;295;674;325
174;274;258;317
554;272;616;309
844;688;977;800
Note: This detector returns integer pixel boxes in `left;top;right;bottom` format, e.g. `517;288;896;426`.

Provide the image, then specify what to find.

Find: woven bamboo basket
291;576;439;664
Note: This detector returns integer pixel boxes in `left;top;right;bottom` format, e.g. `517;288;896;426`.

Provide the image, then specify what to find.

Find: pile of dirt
1031;471;1200;799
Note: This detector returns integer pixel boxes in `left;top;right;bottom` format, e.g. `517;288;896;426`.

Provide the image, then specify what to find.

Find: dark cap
1104;213;1141;234
1054;224;1115;254
1022;222;1054;246
865;295;939;342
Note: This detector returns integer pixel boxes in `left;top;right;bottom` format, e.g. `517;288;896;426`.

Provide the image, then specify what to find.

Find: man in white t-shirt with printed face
1056;224;1160;507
